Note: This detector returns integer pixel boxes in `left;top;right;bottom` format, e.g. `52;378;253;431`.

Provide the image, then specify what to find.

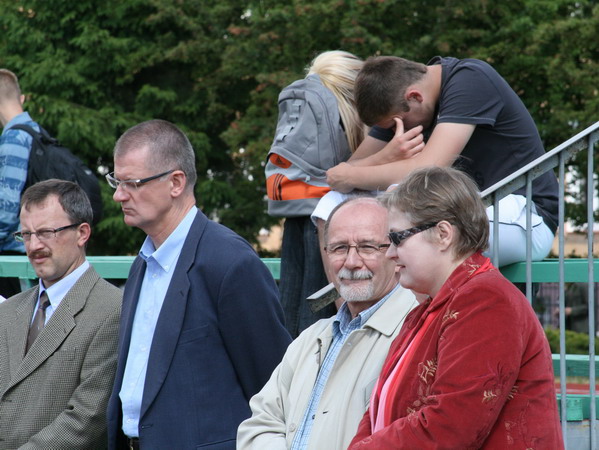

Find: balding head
324;197;399;316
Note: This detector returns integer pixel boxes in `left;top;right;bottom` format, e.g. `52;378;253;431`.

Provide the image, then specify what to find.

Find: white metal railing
481;121;599;449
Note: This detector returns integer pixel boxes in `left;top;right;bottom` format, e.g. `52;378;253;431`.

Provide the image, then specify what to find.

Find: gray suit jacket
0;266;122;449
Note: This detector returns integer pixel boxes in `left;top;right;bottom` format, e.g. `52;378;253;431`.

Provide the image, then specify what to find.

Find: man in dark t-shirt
324;55;558;266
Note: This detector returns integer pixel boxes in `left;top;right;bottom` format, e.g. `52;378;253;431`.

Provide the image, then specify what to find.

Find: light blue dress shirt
34;260;90;325
120;206;197;438
290;284;399;450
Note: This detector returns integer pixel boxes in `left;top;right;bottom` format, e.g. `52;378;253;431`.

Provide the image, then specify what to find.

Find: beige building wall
552;231;599;258
257;223;283;254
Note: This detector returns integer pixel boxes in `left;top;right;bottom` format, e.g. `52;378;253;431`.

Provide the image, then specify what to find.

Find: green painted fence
1;255;597;422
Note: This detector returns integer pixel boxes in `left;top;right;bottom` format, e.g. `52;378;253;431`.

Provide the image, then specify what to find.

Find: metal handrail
481;121;599;205
481;120;599;448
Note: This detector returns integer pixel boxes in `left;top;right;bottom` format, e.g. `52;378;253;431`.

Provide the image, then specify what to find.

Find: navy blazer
107;210;291;449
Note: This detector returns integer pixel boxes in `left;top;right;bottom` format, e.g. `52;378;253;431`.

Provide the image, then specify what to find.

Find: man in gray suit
0;179;122;449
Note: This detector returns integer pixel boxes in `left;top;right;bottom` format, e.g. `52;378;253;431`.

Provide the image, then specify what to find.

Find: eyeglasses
324;243;391;259
388;222;438;247
14;223;82;243
105;170;175;190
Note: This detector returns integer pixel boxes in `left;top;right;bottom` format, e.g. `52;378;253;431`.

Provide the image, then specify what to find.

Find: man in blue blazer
106;119;292;450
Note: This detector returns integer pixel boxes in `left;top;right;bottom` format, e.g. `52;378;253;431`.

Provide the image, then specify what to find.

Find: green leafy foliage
545;326;599;355
1;0;597;255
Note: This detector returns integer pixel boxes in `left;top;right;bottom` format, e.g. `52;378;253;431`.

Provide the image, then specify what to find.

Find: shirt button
289;423;296;432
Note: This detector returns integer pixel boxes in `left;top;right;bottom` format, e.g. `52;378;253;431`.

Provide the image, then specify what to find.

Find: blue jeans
279;216;335;338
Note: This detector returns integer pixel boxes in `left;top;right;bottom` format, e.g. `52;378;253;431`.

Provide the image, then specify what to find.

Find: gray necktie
26;291;50;353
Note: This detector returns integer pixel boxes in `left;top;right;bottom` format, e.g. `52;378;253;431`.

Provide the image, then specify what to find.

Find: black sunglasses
388;222;438;246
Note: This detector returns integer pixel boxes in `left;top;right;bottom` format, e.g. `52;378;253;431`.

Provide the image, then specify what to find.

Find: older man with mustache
237;196;418;450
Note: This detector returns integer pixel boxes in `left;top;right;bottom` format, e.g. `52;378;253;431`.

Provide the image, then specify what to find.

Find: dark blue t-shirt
369;56;558;232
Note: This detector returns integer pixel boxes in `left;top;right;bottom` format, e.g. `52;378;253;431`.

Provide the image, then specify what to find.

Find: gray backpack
265;74;351;217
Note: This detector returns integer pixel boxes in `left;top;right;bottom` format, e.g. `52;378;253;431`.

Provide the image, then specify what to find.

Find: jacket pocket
178;324;215;344
196;437;235;449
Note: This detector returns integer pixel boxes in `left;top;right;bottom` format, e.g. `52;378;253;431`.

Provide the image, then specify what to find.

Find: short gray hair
114;119;197;191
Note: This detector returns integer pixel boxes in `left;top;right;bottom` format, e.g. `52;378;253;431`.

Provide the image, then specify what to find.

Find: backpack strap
8;124;55;145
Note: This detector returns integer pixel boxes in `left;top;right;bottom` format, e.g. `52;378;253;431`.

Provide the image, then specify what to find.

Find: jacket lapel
6;288;38;381
117;256;147;361
140;210;206;417
8;267;98;390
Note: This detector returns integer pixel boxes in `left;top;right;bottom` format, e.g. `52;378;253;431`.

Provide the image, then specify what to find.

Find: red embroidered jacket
349;252;563;449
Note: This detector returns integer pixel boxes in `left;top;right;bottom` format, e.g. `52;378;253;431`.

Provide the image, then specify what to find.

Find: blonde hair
307;51;365;153
0;69;21;103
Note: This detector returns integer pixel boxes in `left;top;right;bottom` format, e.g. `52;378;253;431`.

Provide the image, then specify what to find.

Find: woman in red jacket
349;166;563;449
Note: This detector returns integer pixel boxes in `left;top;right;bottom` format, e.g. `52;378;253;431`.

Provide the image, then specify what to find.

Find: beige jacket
0;267;122;449
237;285;417;450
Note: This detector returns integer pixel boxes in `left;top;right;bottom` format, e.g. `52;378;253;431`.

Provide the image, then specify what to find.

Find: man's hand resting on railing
326;119;425;193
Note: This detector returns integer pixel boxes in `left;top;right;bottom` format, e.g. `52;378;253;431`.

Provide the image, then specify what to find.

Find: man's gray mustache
337;268;373;280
